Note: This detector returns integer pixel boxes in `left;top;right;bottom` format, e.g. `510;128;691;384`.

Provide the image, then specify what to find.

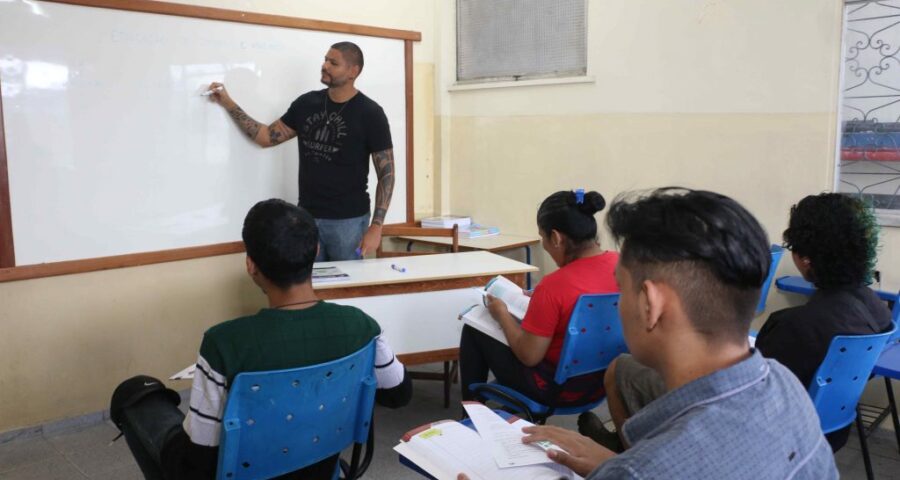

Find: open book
458;276;530;346
311;266;350;283
394;402;580;480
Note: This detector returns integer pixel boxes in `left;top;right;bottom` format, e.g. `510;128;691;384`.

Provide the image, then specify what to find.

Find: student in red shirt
459;190;619;407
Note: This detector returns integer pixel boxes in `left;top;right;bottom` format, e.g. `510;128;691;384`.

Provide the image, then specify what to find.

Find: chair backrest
217;340;377;480
756;245;784;315
807;326;896;434
376;223;459;258
554;293;627;385
890;293;900;343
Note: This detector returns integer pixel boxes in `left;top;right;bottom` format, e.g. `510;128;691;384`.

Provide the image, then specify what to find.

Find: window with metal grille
456;0;587;83
837;0;900;226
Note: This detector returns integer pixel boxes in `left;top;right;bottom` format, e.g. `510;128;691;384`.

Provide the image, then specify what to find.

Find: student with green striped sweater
110;199;411;479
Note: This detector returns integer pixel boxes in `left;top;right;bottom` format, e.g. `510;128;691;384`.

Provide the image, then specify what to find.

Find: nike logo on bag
143;382;157;387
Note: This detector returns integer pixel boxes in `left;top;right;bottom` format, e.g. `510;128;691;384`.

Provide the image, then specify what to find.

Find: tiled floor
1;377;899;479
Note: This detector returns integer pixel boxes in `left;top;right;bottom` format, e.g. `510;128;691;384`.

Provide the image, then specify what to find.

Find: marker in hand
355;247;363;259
200;86;223;96
391;264;406;273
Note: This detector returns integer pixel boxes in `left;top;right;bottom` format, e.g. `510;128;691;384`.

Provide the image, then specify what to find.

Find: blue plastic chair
469;293;627;424
216;340;377;480
871;295;900;455
756;245;784;315
807;326;896;480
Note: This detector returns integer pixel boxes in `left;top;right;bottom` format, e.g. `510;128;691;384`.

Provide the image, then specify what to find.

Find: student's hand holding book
484;294;510;321
521;425;618;477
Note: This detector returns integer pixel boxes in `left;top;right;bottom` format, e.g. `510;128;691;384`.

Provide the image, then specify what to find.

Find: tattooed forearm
227;105;263;140
372;148;395;226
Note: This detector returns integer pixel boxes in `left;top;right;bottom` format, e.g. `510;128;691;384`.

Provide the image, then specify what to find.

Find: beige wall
442;0;855;294
0;0;438;433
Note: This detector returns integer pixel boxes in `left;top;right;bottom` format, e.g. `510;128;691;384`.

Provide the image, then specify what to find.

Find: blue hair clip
574;188;585;204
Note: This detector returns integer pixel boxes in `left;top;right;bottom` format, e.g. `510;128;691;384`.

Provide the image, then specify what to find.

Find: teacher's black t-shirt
280;89;392;219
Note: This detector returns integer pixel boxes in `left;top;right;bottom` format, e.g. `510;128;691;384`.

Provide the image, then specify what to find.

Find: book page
395;419;580;480
459;304;508;346
462;403;557;468
484;276;530;320
170;363;195;380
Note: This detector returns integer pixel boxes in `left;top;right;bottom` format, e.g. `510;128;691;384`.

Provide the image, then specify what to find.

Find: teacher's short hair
242;199;318;288
331;41;364;71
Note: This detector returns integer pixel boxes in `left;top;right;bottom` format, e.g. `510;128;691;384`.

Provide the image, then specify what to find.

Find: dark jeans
459;325;605;407
118;390;337;479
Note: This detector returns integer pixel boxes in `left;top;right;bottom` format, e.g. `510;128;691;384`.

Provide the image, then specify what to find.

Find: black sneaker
577;411;624;453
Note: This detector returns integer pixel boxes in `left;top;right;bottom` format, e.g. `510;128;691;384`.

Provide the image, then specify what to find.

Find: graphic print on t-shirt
300;109;348;163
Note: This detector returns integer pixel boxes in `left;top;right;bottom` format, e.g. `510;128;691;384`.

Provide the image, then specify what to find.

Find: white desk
313;250;537;301
313;251;537;364
397;233;541;288
314;251;537;407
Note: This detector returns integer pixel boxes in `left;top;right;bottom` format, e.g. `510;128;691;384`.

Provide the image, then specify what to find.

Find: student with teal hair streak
754;193;892;451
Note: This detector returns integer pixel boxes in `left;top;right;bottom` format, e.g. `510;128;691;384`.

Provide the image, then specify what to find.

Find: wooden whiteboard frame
0;0;420;282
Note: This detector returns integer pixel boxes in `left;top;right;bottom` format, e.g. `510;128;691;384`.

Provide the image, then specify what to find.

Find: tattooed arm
358;148;395;255
206;82;296;148
371;149;395;226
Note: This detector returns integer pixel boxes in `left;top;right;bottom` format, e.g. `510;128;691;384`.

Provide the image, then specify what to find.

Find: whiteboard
0;0;408;265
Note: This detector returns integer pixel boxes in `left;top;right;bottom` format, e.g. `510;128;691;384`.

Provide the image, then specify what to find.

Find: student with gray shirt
512;188;837;479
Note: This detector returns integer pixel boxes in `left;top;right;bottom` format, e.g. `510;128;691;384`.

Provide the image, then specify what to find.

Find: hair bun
577;191;606;215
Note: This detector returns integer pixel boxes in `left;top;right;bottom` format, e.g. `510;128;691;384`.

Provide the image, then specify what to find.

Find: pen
391;264;406;273
355;247;363;259
458;304;477;320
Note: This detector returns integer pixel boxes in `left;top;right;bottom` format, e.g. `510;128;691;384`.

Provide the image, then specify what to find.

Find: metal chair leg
856;412;875;480
885;377;900;454
443;361;451;409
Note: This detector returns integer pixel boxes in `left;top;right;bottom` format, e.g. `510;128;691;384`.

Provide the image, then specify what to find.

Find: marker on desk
391;264;406;273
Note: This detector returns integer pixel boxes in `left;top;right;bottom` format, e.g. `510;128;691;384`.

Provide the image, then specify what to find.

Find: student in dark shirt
756;192;893;451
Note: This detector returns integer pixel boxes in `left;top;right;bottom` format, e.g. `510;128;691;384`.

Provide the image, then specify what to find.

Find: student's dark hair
331;41;364;71
537;190;606;262
242;199;318;289
606;187;771;341
782;193;879;290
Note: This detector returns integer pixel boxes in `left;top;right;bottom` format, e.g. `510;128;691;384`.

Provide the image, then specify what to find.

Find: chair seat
873;342;900;378
469;381;605;418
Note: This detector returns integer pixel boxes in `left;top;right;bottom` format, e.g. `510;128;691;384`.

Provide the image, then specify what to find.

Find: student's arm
373;335;412;408
206;82;297;148
359;148;395;255
486;295;552;367
161;344;227;479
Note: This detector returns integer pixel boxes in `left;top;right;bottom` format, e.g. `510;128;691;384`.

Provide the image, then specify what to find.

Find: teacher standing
207;41;394;261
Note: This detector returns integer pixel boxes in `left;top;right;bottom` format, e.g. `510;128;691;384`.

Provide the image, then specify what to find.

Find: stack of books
421;215;500;239
462;224;500;239
420;215;471;229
